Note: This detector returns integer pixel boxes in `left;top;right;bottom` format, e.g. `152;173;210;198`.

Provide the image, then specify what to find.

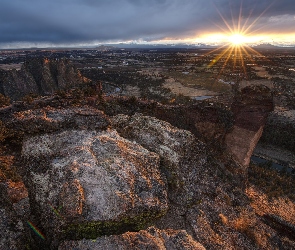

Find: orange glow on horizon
195;32;295;47
197;2;277;82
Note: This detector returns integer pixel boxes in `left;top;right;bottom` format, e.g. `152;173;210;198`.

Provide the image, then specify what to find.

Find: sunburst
203;1;274;82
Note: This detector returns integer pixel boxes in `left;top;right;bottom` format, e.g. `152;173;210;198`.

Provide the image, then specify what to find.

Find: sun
228;33;247;45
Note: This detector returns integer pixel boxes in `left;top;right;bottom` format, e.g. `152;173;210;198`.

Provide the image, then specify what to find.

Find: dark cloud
0;0;294;47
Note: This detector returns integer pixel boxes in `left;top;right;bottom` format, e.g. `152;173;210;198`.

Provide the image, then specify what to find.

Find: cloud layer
1;0;295;46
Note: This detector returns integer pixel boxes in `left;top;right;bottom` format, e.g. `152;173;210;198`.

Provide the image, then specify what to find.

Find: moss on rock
64;210;167;240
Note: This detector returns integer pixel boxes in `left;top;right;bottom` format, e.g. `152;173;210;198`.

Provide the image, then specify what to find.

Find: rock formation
224;85;274;168
2;85;294;250
0;58;85;101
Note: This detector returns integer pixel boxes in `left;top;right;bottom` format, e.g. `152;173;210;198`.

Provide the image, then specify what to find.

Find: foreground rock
0;135;30;249
22;129;167;247
0;208;25;250
59;226;205;250
0;180;30;250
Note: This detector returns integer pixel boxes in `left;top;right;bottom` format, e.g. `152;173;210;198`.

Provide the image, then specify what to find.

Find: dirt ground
163;78;217;97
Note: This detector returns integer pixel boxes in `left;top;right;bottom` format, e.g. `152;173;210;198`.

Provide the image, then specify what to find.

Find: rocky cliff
0;58;85;101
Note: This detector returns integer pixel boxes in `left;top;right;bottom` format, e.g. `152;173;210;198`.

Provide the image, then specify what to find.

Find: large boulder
22;129;168;246
58;226;205;250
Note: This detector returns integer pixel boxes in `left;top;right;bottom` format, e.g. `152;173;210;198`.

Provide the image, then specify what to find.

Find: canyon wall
0;58;85;100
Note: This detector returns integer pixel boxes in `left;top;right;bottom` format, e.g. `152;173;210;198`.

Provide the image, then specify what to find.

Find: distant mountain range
97;43;295;50
100;43;218;49
1;43;294;51
251;43;295;50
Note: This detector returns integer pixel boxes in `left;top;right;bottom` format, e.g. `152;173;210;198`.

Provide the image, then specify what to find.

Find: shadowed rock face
225;85;274;167
0;58;84;100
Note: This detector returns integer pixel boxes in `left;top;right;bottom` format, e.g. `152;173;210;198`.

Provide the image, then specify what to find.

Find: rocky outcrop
110;112;277;250
59;226;205;250
0;58;85;100
225;85;274;167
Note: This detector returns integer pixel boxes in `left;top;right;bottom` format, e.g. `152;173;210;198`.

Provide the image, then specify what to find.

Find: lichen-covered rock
111;113;207;204
22;129;167;245
8;106;110;134
58;226;205;250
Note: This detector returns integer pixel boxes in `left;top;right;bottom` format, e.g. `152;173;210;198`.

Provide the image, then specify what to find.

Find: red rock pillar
225;85;274;169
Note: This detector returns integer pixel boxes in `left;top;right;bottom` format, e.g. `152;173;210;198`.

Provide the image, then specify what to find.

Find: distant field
163;79;216;97
163;71;231;93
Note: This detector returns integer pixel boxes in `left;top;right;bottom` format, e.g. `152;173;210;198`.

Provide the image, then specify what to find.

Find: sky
1;0;295;49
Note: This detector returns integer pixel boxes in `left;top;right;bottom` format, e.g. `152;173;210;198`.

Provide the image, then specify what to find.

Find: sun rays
202;1;275;81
